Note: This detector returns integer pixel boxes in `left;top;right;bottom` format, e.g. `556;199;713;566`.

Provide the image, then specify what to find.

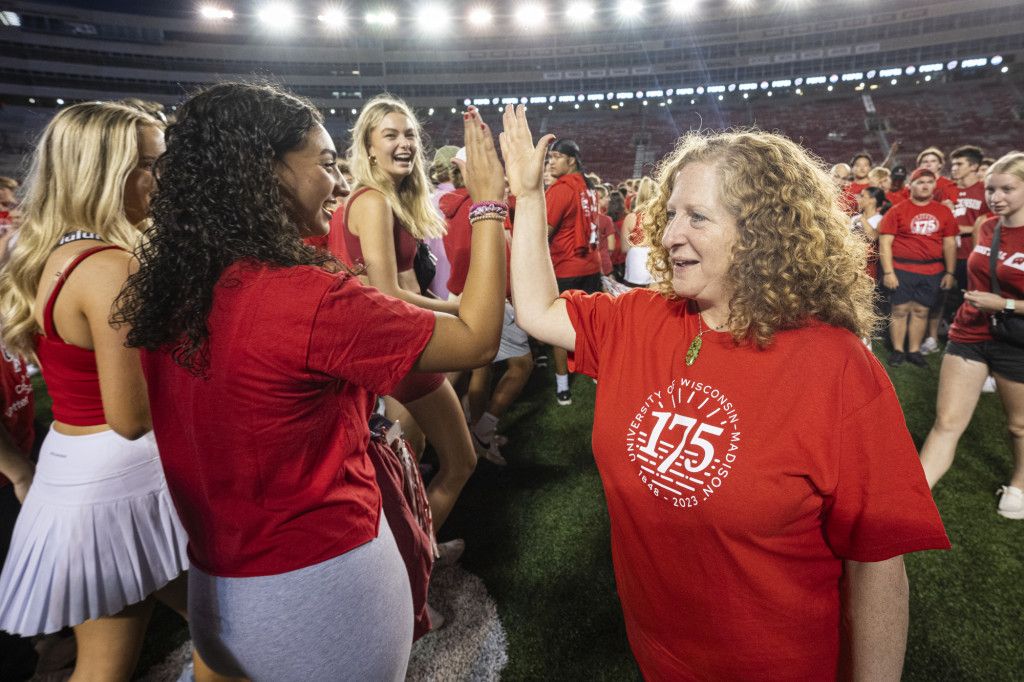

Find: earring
369;155;377;166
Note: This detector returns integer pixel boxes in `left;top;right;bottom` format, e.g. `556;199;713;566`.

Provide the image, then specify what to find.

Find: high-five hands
499;104;555;199
463;106;506;204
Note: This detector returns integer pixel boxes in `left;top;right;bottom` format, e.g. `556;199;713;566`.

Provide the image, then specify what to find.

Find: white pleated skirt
0;426;189;636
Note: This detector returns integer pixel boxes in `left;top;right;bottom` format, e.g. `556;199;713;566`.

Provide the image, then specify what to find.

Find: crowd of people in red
0;85;1020;681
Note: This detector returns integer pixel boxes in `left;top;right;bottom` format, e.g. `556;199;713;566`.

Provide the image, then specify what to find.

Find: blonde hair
867;167;890;184
347;95;445;239
644;129;876;347
986;151;1024;183
917;146;945;166
634;177;655;211
0;101;161;360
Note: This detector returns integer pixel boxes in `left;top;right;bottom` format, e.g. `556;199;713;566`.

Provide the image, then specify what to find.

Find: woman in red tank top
0;103;234;681
342;96;477;542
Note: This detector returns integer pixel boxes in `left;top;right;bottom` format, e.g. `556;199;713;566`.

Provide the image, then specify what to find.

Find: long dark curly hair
113;82;339;374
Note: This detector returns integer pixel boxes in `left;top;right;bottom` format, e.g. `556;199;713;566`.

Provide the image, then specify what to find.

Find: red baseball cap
910;167;936;182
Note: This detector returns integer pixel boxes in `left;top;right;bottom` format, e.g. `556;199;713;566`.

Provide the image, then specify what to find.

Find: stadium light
566;1;594;20
469;7;493;25
667;0;697;15
617;0;643;19
258;4;296;27
516;4;545;26
417;4;449;29
1002;66;1009;73
366;10;396;25
200;7;234;19
56;98;64;105
318;8;345;27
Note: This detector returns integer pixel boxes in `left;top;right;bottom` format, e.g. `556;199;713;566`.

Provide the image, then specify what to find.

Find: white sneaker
472;428;508;466
982;376;997;393
435;538;465;566
997;486;1024;519
919;337;940;355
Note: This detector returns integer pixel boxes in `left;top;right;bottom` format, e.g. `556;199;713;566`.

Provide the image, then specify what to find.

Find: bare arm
347;189;459;315
77;250;152;439
878;234;898;290
881;141;899;170
503;105;577;353
941;236;957;290
620;213;637;254
412;108;507;372
0;425;33;503
845;556;908;681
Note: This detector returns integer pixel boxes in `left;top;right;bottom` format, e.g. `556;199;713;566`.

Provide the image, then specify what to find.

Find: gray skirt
188;511;414;681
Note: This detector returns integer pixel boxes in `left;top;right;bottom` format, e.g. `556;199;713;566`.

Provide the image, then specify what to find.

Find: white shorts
0;427;188;635
495;301;530;363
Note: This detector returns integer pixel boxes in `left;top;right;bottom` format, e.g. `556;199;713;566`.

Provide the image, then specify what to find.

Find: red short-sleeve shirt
546;176;601;279
950;218;1024;343
561;288;949;680
878;199;959;274
141;262;435;577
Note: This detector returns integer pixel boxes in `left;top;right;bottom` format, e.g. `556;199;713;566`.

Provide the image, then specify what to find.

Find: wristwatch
1006;298;1016;313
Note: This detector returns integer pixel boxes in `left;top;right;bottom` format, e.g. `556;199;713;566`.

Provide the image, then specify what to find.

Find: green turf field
28;338;1024;679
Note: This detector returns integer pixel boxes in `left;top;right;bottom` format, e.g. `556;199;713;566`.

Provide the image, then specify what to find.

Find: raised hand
499;104;554;199
463;106;505;204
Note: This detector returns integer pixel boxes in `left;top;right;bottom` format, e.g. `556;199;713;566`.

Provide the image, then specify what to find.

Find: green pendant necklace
685;303;726;366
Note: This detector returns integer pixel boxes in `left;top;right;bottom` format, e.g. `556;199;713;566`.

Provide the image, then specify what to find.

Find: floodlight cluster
457;55;1008;110
195;0;760;29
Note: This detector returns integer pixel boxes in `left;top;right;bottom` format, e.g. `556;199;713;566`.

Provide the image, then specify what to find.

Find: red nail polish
481;124;486;130
464;113;469;120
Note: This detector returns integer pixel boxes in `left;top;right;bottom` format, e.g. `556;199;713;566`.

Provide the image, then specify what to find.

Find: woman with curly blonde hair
338;95;474;562
504;106;949;680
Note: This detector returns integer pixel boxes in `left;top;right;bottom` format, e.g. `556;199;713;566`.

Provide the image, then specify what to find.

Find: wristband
469;212;506;225
884;271;895;276
945;271;955;276
469;201;509;223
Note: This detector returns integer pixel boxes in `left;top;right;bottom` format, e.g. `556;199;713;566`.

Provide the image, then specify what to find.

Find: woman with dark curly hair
113;83;511;679
503;105;949;680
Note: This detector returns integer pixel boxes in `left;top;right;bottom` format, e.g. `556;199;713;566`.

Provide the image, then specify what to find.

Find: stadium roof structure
0;0;1021;111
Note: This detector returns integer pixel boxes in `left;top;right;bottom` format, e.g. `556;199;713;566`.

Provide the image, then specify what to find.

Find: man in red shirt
917;147;955;200
919;145;990;355
878;168;958;368
545;139;601;405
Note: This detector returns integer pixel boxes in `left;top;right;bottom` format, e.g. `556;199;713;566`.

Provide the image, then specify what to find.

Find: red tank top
342;187;418;272
34;244;123;426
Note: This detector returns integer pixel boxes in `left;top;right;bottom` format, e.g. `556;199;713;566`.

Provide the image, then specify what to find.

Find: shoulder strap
990;221;1002;296
42;245;125;340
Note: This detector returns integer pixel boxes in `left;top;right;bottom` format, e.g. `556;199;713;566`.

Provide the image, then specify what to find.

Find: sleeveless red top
34;245;123;426
341;187;418;272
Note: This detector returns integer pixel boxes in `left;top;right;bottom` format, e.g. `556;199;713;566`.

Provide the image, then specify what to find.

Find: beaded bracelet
469;212;507;226
468;201;509;223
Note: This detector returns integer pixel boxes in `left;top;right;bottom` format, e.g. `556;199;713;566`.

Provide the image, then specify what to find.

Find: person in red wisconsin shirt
918;146;955;200
923;145;991;352
917;152;1024;519
504;105;948;682
544;138;601;406
879;168;959;368
113;84;513;680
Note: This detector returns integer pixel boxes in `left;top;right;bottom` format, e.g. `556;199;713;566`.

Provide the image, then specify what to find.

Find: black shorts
889;268;942;307
945;339;1024;384
556;272;603;295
